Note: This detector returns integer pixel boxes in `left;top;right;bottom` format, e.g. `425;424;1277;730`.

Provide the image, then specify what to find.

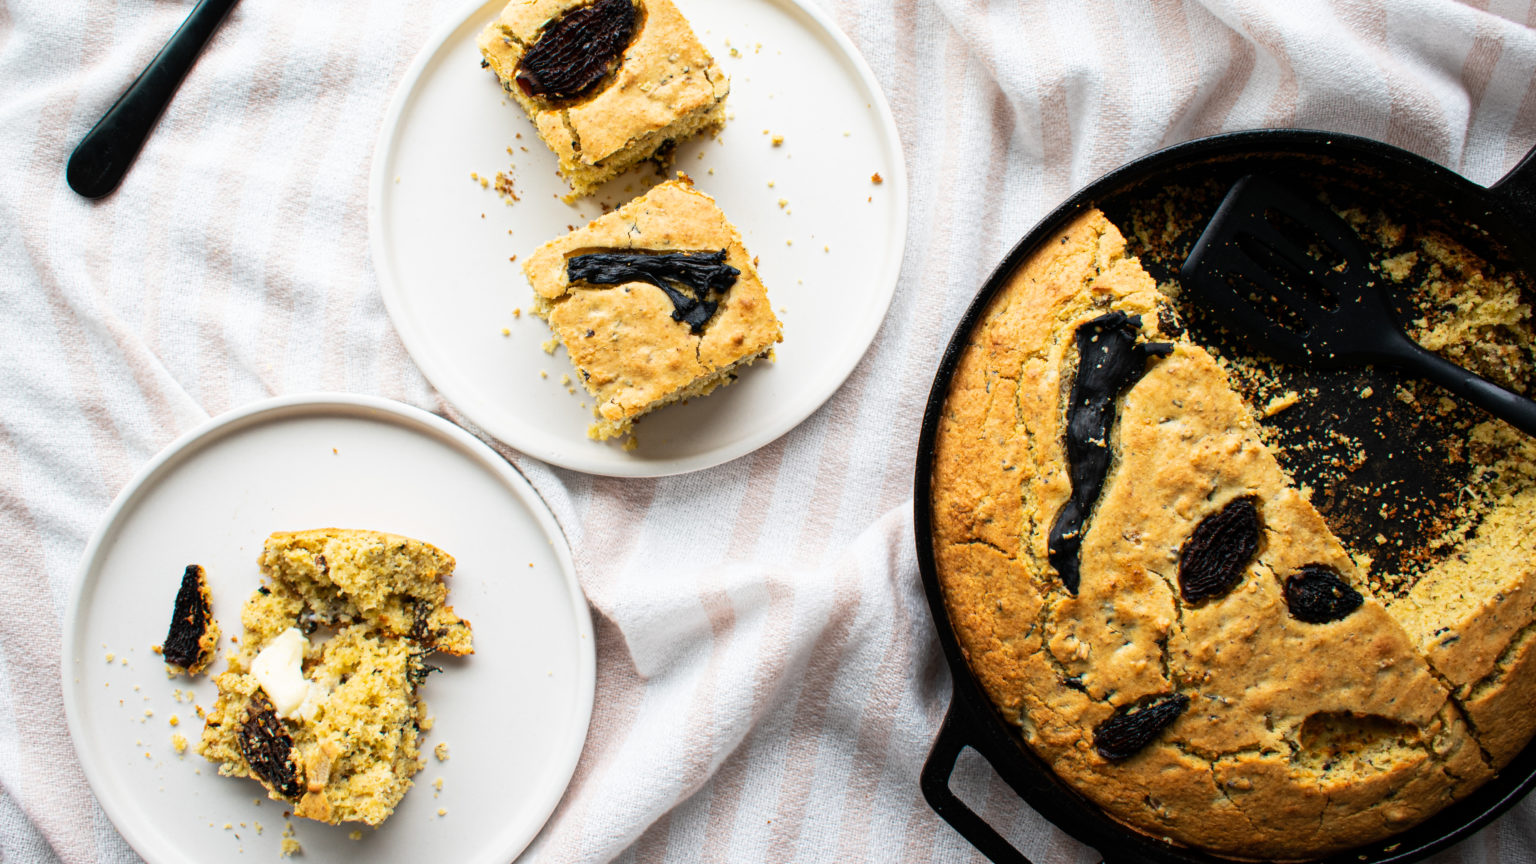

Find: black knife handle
66;0;241;199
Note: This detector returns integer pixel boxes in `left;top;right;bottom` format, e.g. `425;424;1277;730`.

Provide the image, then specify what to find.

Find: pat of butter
252;628;310;718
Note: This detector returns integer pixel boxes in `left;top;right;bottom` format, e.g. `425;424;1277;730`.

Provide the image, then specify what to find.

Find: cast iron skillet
913;128;1536;864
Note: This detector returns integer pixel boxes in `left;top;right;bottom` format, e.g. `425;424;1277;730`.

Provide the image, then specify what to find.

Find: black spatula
1179;174;1536;437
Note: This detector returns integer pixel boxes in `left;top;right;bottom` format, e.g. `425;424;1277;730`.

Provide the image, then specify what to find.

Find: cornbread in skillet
524;176;782;441
929;209;1535;859
478;0;729;197
162;564;220;676
199;529;472;826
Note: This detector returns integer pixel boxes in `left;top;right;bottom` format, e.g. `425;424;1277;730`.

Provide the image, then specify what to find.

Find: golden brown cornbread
199;529;472;826
478;0;728;197
929;210;1534;859
524;177;782;441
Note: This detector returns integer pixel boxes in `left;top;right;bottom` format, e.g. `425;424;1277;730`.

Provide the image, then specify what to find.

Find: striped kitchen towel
3;0;1536;861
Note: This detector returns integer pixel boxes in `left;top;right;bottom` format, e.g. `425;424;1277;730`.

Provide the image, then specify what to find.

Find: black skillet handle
1486;143;1536;226
1395;341;1536;437
922;708;1039;864
66;0;241;199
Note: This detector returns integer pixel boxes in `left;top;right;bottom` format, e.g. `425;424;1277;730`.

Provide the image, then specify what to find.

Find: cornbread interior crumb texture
930;210;1535;858
478;0;729;197
524;177;782;440
199;529;472;827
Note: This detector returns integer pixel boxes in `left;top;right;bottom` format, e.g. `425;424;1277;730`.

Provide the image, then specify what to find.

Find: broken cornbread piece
199;530;473;826
478;0;728;197
524;176;782;441
163;564;220;676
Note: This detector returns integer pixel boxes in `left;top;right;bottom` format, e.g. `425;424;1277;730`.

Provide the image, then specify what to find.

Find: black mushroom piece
163;563;214;673
1284;564;1365;623
1093;692;1191;762
1047;311;1173;593
237;693;303;800
1178;495;1261;603
567;249;740;333
515;0;638;103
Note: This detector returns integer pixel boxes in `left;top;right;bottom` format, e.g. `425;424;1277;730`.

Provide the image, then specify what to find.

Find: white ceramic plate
62;394;594;864
369;0;907;476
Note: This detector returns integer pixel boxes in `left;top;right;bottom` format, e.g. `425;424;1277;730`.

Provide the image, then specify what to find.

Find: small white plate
62;394;594;864
369;0;907;476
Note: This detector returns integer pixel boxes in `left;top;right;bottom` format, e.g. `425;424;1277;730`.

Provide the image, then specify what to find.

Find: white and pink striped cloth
5;0;1536;861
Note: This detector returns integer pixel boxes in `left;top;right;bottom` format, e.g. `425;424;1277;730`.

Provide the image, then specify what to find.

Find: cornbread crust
199;530;472;826
930;210;1512;859
524;177;782;440
478;0;728;197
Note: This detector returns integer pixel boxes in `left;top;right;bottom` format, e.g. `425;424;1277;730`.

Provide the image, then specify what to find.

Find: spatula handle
66;0;241;199
1400;344;1536;438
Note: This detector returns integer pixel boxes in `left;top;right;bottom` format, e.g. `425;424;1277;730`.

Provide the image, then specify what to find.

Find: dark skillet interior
914;129;1536;864
1100;149;1536;586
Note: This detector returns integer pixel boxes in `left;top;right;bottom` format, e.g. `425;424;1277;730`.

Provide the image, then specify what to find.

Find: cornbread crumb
1263;391;1300;417
871;172;883;184
434;742;450;762
172;734;187;754
105;652;115;663
494;171;519;203
280;822;301;857
349;830;363;840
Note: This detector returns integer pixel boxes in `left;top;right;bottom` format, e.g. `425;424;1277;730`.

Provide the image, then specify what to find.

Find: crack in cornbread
524;177;781;441
478;0;728;197
929;210;1533;858
199;530;472;826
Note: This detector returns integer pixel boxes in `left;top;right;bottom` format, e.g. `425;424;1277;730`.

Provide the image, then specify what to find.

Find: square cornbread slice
524;177;782;440
478;0;729;197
